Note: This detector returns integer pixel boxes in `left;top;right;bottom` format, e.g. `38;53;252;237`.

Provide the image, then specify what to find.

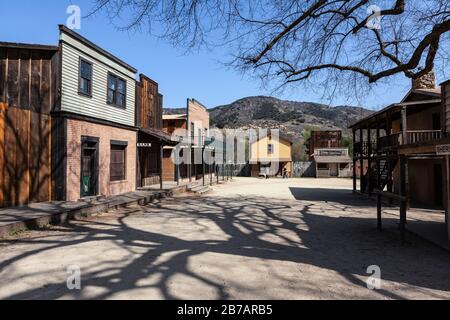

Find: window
107;73;126;108
190;122;195;142
268;144;274;154
110;142;127;181
79;59;92;96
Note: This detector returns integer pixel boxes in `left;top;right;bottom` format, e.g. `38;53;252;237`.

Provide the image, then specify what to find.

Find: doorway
81;136;99;198
434;163;443;207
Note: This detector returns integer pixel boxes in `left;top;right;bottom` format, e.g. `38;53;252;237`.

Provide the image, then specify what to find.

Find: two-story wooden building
162;98;212;183
52;26;139;201
249;131;293;178
350;71;450;244
135;74;175;188
306;131;352;178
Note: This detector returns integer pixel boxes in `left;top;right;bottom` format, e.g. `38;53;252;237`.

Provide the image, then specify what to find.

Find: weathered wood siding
60;31;136;126
0;107;52;207
0;46;56;207
443;82;450;134
0;47;57;114
136;75;163;130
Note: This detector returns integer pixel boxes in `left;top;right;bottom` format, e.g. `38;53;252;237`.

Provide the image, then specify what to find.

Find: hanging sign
436;145;450;155
137;143;152;148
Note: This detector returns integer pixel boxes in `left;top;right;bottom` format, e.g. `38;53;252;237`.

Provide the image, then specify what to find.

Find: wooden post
352;129;357;192
359;128;364;193
377;193;382;231
160;144;163;190
376;119;381;196
446;156;450;244
399;155;407;241
210;150;213;186
188;146;192;183
202;146;205;186
367;126;372;196
176;146;180;186
401;107;408;144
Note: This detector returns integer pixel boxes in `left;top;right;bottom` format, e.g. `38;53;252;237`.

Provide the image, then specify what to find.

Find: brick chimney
412;70;436;90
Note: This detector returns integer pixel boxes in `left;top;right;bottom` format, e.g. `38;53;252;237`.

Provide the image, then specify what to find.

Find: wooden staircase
364;157;398;194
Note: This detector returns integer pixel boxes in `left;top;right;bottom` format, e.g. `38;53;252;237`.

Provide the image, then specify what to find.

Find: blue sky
0;0;426;110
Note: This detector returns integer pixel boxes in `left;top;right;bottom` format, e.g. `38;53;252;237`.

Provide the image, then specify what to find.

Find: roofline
188;98;208;110
349;98;441;129
139;73;159;87
59;25;137;74
0;41;59;51
441;79;450;87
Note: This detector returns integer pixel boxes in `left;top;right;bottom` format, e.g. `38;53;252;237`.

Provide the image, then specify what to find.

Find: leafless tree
90;0;450;100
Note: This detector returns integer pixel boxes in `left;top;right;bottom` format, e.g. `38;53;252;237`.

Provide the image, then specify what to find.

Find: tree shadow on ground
0;188;449;300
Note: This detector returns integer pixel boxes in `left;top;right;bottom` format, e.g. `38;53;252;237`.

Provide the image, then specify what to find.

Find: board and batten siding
60;32;136;127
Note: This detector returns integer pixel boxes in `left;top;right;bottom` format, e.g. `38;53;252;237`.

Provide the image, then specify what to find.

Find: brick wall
66;119;137;201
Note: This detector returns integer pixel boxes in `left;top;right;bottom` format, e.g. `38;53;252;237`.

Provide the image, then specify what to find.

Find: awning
314;155;352;164
139;128;178;145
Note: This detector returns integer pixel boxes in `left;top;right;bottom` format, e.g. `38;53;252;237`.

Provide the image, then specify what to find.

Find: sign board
137;143;152;148
436;145;450;155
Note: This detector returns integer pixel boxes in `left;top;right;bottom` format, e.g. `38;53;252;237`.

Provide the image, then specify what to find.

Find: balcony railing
354;141;377;156
377;130;442;149
406;130;442;144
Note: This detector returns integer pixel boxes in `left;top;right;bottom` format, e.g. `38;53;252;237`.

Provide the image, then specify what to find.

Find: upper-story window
268;144;274;154
107;73;126;108
79;59;93;97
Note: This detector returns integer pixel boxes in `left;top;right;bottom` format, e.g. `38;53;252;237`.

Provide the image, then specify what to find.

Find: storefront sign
137;143;152;148
436;144;450;155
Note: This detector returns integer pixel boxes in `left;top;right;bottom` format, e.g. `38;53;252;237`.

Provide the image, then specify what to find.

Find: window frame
109;140;128;182
106;72;127;109
78;58;93;97
268;143;274;155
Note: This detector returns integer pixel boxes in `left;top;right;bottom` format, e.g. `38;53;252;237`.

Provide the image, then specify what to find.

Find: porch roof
139;128;178;145
349;88;442;130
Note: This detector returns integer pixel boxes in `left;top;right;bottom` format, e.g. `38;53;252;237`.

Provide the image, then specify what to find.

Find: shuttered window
110;143;127;181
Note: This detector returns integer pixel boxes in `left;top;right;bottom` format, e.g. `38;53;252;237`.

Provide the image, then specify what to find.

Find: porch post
175;147;180;186
401;107;408;144
202;146;205;186
188;145;192;183
386;111;393;195
352;129;357;192
399;155;407;241
359;128;364;193
446;155;450;244
159;144;163;190
367;125;372;196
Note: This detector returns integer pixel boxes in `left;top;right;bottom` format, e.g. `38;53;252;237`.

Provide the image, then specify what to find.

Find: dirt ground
0;177;449;300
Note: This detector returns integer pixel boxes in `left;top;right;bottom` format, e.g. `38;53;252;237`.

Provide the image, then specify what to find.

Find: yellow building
249;132;293;178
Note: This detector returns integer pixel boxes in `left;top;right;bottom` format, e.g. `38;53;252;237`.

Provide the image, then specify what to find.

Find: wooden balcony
377;130;442;150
